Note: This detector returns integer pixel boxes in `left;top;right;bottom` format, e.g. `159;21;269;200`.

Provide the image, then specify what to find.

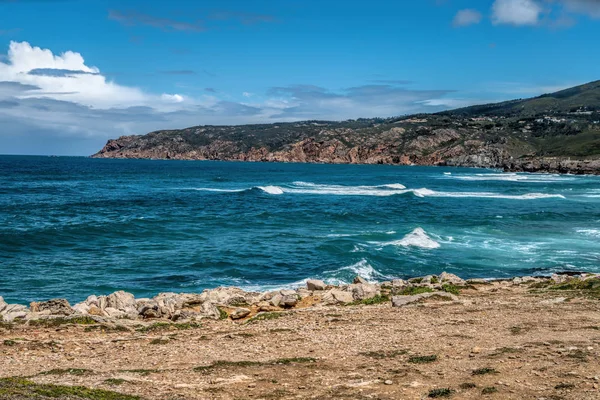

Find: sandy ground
2;282;600;400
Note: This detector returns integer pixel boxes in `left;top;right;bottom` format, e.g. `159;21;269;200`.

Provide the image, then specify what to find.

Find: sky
0;0;599;155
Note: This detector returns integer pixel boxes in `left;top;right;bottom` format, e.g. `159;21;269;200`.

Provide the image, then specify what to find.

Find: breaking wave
445;172;575;183
378;227;441;249
190;182;565;200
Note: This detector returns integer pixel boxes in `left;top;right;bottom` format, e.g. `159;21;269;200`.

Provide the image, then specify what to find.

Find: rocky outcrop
2;272;597;325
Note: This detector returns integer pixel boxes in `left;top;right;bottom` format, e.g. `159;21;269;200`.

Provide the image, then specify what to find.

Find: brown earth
2;282;600;399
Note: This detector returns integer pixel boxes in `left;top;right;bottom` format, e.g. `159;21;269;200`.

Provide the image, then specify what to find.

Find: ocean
1;155;599;304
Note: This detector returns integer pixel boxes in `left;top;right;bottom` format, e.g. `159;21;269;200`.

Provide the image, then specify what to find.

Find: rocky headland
2;272;600;399
93;80;600;175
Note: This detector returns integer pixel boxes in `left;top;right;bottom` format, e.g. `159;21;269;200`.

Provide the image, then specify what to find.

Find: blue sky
0;0;599;155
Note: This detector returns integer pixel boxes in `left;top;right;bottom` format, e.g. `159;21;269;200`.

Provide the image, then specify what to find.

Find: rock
391;279;408;287
230;308;251;320
199;287;258;307
270;294;283;307
472;347;482;354
353;276;369;284
85;295;99;307
88;306;104;316
551;274;571;284
279;294;299;308
72;302;90;315
29;299;73;316
322;289;354;305
296;288;311;299
439;272;465;285
104;307;127;318
1;304;29;322
384;380;393;385
0;296;7;313
106;291;137;313
257;301;279;312
391;292;458;307
307;279;327;291
139;304;161;319
201;302;222;319
280;289;296;296
348;283;380;301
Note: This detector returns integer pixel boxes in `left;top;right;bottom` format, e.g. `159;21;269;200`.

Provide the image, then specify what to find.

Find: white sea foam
193;182;565;200
321;259;392;283
412;188;565;200
192;187;246;193
446;172;574;183
576;229;600;238
371;228;441;249
257;185;284;195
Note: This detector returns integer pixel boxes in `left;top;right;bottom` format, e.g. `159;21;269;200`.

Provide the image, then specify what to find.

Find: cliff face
93;81;600;174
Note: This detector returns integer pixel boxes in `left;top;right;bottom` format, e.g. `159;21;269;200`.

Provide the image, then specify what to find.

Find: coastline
1;271;596;324
89;153;600;176
2;271;600;399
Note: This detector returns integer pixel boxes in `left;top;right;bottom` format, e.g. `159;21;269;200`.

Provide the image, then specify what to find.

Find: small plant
274;357;316;364
3;339;17;346
567;349;588;361
149;338;169;345
29;316;97;327
118;369;160;376
40;368;92;376
397;287;434;296
245;312;284;324
360;350;407;359
441;284;460;295
428;388;453;398
459;383;477;389
0;377;140;400
430;276;440;284
482;386;498;395
347;294;390;306
555;383;575;390
136;322;201;333
104;378;127;386
509;326;525;335
408;355;437;364
472;367;497;376
218;307;229;320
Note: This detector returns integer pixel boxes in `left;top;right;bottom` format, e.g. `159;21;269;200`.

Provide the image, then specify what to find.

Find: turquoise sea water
1;155;599;304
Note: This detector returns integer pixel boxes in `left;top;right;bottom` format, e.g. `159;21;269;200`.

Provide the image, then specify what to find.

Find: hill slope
93;81;600;174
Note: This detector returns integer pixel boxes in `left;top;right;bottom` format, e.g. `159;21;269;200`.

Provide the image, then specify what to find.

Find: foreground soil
2;282;600;400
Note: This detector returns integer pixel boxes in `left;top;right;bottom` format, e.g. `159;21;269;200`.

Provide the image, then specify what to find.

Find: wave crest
387;227;441;249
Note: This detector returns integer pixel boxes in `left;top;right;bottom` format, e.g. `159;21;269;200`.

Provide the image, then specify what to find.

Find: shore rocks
307;279;327;291
230;308;251;320
322;289;354;305
348;283;380;301
353;276;369;285
5;272;596;325
30;299;73;316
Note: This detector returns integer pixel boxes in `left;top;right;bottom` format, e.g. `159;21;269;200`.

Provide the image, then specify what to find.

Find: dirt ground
2;282;600;400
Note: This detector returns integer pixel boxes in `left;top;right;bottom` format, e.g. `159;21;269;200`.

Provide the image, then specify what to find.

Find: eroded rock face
322;289;354;305
347;283;380;301
230;308;251;320
439;272;465;285
29;299;73;316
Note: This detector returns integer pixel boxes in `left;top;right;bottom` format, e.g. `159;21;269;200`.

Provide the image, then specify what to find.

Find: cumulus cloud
0;40;474;155
453;9;483;27
492;0;543;25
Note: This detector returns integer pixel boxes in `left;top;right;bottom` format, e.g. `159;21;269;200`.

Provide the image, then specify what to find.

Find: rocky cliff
93;81;600;174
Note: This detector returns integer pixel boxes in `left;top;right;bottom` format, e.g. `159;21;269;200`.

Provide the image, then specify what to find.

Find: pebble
384;380;393;385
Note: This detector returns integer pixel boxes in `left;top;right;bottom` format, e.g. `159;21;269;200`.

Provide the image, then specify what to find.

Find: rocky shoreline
1;271;595;325
3;271;600;399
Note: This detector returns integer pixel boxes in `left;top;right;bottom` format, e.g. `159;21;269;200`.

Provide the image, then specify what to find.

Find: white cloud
492;0;543;25
453;9;483;27
161;93;185;103
242;91;253;97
